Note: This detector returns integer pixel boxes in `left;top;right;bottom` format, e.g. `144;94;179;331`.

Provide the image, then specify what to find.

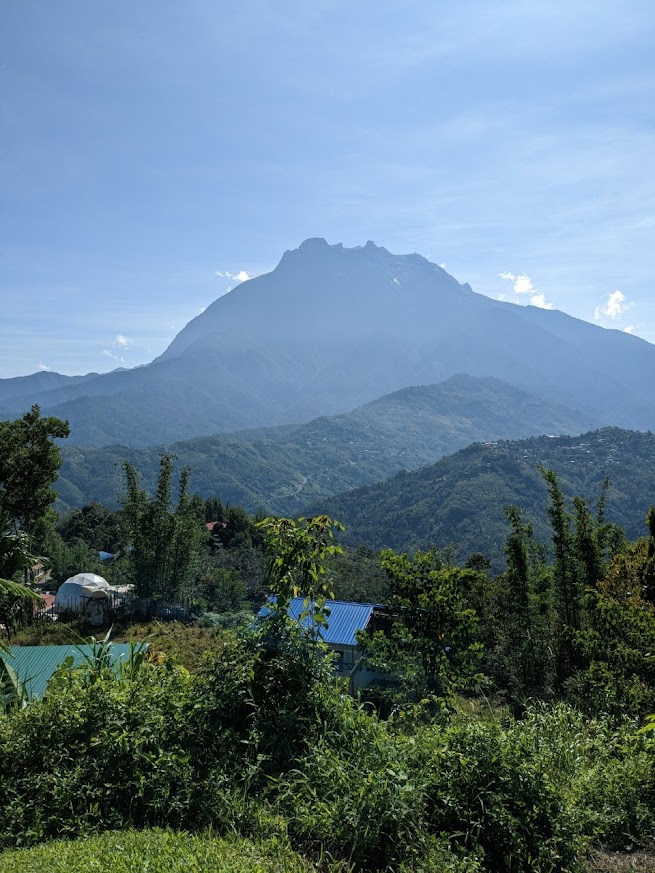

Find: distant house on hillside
28;561;50;586
258;597;386;693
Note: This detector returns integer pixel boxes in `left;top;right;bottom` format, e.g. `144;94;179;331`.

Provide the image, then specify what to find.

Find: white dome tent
55;573;111;625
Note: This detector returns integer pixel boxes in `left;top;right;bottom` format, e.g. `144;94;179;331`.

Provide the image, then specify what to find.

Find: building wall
328;643;386;693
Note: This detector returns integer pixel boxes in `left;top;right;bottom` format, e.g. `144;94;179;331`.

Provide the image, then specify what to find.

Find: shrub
412;716;582;872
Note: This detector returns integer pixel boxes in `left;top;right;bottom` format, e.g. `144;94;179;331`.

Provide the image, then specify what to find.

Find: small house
4;644;144;700
259;597;385;693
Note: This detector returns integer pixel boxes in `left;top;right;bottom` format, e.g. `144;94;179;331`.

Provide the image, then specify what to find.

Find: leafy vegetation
120;456;206;600
5;406;655;869
2;621;655;870
359;549;483;706
0;404;70;535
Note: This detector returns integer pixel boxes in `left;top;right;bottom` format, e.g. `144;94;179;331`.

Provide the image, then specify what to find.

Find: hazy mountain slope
4;239;655;446
0;370;99;405
55;375;593;514
307;428;655;570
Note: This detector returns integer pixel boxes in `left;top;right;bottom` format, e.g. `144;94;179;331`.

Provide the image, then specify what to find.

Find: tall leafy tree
360;548;483;705
487;506;554;705
572;509;655;716
120;456;205;600
0;405;69;535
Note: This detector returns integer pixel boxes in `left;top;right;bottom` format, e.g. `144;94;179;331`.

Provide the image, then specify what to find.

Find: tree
487;506;554;705
257;515;343;636
57;503;122;553
0;405;69;535
360;548;483;706
572;513;655;717
540;468;624;689
120;456;205;600
39;526;107;586
0;510;41;640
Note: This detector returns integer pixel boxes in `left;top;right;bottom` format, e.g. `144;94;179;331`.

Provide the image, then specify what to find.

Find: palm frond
0;577;41;601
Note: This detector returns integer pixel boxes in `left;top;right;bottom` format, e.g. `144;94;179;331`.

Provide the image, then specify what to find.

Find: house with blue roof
4;644;144;700
258;597;385;692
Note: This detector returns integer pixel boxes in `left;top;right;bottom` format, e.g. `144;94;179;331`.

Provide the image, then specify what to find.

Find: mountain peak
298;237;332;251
279;237;429;272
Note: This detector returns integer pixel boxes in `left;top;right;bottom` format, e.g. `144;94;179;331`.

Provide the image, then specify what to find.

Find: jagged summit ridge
278;237;445;276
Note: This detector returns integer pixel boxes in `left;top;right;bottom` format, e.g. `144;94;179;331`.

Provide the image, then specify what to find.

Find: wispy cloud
215;269;253;283
103;349;125;363
594;289;631;320
499;272;553;310
38;362;50;371
624;325;636;334
115;334;133;348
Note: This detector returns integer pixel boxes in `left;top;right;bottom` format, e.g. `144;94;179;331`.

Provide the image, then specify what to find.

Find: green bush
0;664;199;847
507;705;655;851
412;717;581;872
2;622;655;871
276;702;425;870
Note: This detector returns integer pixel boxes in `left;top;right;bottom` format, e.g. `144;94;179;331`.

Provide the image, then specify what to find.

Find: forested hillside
55;375;592;513
309;427;655;568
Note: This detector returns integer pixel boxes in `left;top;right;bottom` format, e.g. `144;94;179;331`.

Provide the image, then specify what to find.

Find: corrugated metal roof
6;644;142;700
259;598;380;647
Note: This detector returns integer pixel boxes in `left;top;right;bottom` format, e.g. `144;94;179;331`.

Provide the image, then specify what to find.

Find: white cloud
215;269;253;283
623;323;646;336
38;362;50;371
529;292;553;310
499;271;553;309
594;289;631;321
115;334;133;348
103;349;125;363
499;272;534;295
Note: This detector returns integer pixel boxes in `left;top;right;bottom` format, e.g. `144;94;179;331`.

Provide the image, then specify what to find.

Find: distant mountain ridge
306;427;655;570
2;238;655;446
0;370;99;404
55;374;593;514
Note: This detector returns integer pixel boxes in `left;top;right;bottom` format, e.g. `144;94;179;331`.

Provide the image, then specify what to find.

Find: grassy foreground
587;850;655;872
0;829;315;873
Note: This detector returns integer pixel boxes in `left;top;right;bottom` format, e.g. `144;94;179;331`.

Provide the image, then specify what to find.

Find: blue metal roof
259;598;380;647
6;644;143;700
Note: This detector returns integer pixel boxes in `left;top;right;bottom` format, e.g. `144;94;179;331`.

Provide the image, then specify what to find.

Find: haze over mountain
307;427;655;571
2;239;655;447
0;371;99;404
54;374;594;514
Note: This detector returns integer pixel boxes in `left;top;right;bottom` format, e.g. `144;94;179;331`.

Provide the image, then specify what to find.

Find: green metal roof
6;644;142;699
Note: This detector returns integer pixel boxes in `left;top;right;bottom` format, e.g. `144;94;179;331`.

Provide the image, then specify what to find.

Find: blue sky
1;0;653;377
